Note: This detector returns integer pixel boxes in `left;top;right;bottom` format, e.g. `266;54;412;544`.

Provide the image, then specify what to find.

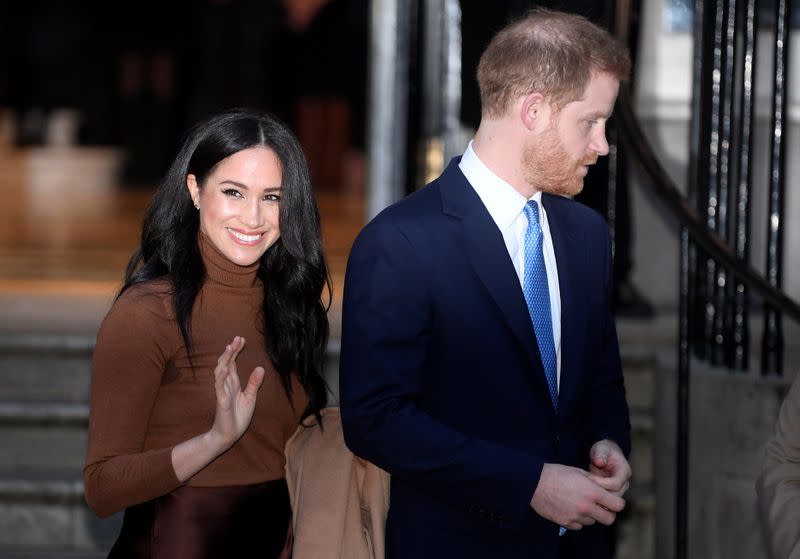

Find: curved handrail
615;86;800;322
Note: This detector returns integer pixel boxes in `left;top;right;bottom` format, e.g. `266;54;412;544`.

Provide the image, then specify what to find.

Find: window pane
664;0;693;33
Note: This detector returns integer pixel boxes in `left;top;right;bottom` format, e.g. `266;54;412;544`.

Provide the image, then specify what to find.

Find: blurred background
0;2;370;556
2;0;800;557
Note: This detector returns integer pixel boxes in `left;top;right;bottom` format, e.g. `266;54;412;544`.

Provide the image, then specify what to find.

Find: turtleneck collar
198;231;261;288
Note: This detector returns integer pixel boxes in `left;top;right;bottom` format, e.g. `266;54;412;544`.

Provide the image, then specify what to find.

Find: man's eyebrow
585;110;611;119
220;180;282;192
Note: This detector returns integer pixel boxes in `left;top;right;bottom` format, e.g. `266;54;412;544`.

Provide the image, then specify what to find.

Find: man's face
523;72;620;197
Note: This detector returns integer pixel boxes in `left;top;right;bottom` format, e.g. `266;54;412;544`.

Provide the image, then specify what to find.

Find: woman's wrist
203;428;233;456
171;429;232;483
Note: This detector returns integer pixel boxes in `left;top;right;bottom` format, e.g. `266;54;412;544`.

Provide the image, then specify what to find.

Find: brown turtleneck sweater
84;233;308;518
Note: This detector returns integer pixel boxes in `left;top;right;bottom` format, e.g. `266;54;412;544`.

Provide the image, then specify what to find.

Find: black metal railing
616;89;800;320
615;1;797;557
686;0;794;376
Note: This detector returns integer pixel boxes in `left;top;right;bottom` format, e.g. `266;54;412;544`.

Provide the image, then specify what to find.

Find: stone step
619;340;656;555
0;402;89;471
0;402;89;426
0;470;121;554
0;335;342;550
631;411;655;487
617;482;656;559
0;334;94;403
0;333;343;403
0;331;341;472
1;427;87;471
622;353;657;414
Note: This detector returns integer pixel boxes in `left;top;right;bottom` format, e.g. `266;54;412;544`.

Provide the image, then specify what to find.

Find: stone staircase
0;314;666;557
0;330;343;556
613;319;667;559
615;349;657;559
0;333;121;555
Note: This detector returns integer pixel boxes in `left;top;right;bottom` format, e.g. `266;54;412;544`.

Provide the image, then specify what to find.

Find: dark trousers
557;532;578;559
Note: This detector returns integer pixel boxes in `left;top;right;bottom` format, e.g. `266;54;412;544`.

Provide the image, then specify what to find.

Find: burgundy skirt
108;479;291;559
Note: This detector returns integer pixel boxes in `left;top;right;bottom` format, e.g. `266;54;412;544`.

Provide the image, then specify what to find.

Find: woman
85;109;330;558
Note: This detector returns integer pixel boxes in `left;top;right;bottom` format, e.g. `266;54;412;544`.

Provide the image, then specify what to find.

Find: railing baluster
702;0;726;361
712;0;737;366
677;0;711;555
762;0;791;376
690;0;711;361
677;228;691;559
732;0;757;371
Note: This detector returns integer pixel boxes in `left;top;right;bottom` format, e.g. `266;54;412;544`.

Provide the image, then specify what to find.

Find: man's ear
520;92;547;131
186;174;200;207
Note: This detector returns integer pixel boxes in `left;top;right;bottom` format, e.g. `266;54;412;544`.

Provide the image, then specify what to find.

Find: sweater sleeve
84;287;182;518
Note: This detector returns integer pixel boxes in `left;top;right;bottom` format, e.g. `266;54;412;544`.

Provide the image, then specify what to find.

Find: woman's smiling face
187;146;283;266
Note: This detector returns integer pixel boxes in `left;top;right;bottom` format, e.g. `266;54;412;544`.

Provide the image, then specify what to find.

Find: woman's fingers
208;337;266;448
215;336;245;377
214;342;234;392
215;338;264;405
228;336;246;364
220;336;246;362
243;367;266;401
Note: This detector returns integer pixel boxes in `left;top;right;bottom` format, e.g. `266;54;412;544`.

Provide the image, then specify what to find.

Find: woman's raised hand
210;336;266;448
169;336;265;482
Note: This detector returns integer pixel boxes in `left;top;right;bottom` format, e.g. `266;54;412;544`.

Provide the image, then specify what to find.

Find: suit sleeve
340;219;542;529
83;291;182;517
756;376;800;559
588;224;631;457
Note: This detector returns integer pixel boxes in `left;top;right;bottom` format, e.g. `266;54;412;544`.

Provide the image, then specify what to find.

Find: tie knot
524;200;540;226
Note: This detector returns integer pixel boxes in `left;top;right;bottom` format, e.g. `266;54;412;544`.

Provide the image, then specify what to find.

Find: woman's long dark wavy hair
120;109;331;421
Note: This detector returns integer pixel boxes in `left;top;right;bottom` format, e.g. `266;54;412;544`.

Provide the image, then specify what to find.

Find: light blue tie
523;201;565;537
522;201;558;409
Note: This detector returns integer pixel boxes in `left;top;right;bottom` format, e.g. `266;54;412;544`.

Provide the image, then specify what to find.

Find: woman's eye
223;189;243;198
264;193;281;202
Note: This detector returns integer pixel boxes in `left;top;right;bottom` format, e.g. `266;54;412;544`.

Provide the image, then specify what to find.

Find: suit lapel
439;160;550;393
461;214;546;375
542;194;584;417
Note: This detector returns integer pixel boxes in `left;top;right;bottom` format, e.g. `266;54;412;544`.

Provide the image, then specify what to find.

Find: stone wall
655;356;795;559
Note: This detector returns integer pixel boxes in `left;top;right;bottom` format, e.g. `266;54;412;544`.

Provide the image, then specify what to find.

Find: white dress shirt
459;141;562;389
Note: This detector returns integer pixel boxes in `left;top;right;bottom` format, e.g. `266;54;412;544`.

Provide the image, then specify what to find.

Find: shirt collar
459;141;541;229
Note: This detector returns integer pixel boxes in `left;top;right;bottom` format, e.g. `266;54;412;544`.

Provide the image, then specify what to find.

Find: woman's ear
186;174;200;209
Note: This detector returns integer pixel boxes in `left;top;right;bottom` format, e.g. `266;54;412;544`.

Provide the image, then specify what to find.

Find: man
340;9;632;558
460;0;654;318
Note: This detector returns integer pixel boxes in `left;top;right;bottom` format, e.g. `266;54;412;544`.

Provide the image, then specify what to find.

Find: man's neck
472;121;537;199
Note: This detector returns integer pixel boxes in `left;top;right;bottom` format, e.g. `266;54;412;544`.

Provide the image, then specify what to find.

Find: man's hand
588;439;632;497
530;463;626;530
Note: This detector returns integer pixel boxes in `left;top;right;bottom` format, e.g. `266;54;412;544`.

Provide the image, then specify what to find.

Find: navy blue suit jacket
340;159;630;558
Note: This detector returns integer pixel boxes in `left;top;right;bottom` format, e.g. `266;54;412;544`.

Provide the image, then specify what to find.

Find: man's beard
522;127;598;197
